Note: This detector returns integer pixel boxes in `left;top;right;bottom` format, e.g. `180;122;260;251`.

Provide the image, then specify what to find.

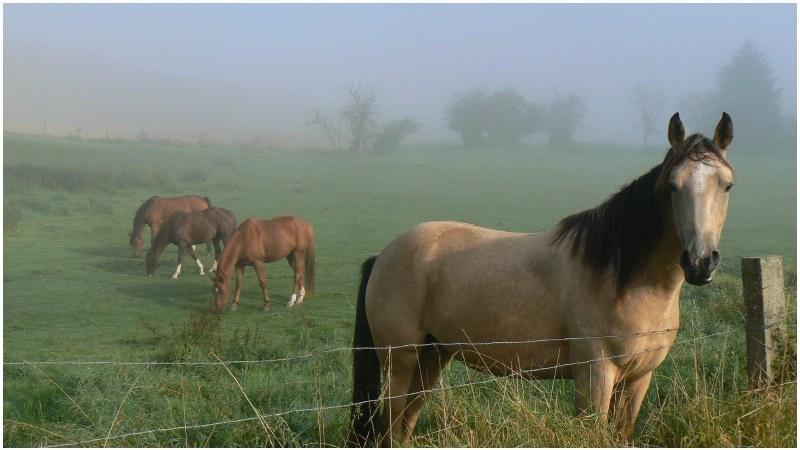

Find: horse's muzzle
680;250;720;286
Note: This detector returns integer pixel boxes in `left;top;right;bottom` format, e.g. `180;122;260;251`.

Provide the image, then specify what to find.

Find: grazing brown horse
129;195;211;257
349;113;736;445
213;215;316;311
146;207;238;279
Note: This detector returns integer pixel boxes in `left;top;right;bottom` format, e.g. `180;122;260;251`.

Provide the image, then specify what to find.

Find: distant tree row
308;83;421;154
307;42;791;153
679;42;793;152
445;89;586;149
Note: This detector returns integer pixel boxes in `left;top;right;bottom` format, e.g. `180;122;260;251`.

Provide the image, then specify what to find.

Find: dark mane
552;133;729;293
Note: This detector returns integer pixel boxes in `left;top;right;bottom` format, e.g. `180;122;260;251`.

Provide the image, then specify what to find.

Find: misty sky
4;3;797;146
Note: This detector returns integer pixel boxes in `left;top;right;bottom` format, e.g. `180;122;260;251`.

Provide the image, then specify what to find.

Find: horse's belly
452;342;573;379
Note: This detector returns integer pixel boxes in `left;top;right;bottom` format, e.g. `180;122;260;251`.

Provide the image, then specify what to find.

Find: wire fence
2;327;739;448
3;327;680;368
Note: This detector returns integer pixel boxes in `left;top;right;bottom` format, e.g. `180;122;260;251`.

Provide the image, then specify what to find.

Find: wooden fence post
741;255;787;387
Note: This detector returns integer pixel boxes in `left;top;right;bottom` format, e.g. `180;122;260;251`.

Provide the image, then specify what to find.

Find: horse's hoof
230;304;239;311
263;306;272;312
287;301;295;308
171;274;179;280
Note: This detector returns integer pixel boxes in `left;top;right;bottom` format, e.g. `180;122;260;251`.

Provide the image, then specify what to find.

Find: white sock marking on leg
195;258;205;274
171;263;182;279
288;293;297;307
297;287;306;304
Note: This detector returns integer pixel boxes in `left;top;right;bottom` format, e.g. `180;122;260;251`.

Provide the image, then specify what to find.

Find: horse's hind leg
253;260;272;311
379;348;421;446
401;345;452;442
287;251;306;307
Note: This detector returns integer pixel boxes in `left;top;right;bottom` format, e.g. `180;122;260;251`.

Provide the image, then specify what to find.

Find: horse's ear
714;112;733;151
668;112;685;148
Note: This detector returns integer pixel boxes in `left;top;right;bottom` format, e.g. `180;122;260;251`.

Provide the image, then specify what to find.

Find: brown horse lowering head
662;112;735;285
129;232;145;258
212;272;232;311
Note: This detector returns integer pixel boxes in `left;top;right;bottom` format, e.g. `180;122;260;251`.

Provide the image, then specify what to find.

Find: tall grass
3;298;795;448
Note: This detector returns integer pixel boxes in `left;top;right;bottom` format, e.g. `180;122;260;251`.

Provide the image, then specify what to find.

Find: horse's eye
668;183;678;193
724;183;734;193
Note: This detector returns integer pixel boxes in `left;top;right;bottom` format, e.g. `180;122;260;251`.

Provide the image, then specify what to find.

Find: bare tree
308;109;345;150
341;83;378;153
631;85;665;147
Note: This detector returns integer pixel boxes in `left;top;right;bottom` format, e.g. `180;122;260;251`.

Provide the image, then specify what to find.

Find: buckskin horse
349;113;736;445
145;207;238;279
129;195;211;257
213;215;316;311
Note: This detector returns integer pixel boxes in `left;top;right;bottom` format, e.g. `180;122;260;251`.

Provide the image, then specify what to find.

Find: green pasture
3;133;796;447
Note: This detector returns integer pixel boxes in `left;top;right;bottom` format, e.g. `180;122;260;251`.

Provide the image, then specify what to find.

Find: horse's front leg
183;243;205;275
610;371;653;442
171;246;183;279
150;223;160;245
572;358;618;425
231;265;245;311
210;239;222;272
252;260;271;311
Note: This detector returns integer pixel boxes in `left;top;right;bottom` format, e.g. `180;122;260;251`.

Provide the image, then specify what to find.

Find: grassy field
3;133;796;447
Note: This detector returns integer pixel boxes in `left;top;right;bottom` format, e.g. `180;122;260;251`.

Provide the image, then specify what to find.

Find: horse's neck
132;217;147;238
627;222;685;302
215;239;239;285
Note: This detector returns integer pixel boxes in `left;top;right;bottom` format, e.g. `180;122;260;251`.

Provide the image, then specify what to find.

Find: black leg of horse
182;243;205;275
171;245;183;279
211;238;222;272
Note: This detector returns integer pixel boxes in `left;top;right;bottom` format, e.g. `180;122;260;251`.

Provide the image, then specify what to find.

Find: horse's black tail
348;256;381;446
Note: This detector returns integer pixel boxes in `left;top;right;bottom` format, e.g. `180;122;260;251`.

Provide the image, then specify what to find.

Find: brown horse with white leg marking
349;113;736;445
213;215;315;312
146;207;238;279
129;195;211;257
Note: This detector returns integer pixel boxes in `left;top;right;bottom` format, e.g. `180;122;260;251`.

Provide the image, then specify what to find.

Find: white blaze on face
687;163;715;253
671;160;729;259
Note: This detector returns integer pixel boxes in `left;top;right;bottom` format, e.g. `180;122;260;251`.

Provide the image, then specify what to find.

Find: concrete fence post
741;255;787;387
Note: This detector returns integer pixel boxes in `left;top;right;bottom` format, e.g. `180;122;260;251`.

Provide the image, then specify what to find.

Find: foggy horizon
4;3;797;148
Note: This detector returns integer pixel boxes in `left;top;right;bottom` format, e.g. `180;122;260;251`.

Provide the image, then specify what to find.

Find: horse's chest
602;333;677;376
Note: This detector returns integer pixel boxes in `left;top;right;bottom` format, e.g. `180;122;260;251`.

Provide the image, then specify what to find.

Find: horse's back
366;221;572;373
230;216;310;262
147;195;209;222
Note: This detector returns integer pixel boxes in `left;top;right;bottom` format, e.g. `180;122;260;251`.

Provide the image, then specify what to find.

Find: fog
4;4;796;148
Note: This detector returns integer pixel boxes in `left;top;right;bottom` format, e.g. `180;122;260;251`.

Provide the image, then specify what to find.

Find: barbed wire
39;329;730;448
4;328;679;368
